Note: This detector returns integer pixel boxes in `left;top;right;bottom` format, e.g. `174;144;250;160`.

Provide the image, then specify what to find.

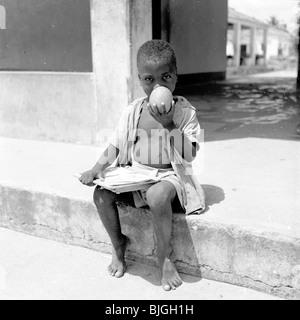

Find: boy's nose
154;83;169;90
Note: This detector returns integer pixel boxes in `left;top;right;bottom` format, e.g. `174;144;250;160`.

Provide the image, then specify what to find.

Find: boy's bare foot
161;258;183;291
108;235;130;278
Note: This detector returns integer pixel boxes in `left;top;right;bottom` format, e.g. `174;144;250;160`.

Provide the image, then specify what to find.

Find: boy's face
138;60;177;98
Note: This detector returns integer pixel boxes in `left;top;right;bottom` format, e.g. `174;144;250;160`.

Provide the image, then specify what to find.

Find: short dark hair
137;40;177;73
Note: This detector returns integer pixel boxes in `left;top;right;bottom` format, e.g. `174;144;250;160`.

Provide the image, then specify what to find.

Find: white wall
91;0;152;144
91;0;132;144
0;0;152;145
0;73;97;144
0;0;229;145
267;28;292;59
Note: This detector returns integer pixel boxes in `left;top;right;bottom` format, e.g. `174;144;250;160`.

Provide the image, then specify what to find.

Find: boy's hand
147;100;176;128
79;169;104;187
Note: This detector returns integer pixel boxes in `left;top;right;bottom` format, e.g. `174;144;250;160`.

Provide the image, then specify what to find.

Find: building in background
227;8;294;73
0;0;228;146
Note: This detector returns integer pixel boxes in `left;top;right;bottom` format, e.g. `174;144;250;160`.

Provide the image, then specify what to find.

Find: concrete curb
1;183;299;300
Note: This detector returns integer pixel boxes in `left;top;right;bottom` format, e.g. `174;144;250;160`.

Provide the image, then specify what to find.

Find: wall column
90;0;152;145
233;22;241;67
263;28;268;64
250;27;256;65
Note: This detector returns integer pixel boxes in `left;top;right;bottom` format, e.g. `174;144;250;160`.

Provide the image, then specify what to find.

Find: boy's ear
138;74;142;85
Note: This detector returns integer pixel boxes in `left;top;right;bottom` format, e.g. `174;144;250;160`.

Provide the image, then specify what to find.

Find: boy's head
137;40;178;97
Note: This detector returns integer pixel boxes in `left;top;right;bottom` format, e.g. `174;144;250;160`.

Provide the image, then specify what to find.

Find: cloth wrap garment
109;96;206;215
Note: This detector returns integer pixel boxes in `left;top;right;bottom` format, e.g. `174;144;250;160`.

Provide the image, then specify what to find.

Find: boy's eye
163;75;172;80
144;77;153;82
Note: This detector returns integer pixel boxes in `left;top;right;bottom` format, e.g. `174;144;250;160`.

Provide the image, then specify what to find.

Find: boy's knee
146;183;176;209
93;187;115;207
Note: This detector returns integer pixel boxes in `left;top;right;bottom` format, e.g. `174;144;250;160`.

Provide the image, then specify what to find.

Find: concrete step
0;137;299;300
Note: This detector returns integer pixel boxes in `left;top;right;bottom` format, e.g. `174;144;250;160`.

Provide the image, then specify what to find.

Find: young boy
79;40;205;291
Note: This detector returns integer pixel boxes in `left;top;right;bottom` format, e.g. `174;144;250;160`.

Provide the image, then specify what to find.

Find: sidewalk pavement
0;227;280;300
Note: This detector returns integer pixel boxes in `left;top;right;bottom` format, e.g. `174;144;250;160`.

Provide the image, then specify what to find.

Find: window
0;5;6;29
0;0;92;72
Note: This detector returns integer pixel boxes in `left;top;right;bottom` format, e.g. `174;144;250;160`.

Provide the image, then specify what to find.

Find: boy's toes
115;269;126;278
108;263;126;278
163;283;176;291
175;278;183;287
108;266;116;276
163;284;172;291
162;278;182;291
171;281;179;290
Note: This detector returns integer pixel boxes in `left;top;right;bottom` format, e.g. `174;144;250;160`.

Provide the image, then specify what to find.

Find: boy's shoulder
174;96;196;111
128;97;146;108
120;97;146;117
173;96;200;127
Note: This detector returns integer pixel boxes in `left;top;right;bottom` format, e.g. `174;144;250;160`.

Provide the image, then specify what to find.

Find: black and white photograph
0;0;299;303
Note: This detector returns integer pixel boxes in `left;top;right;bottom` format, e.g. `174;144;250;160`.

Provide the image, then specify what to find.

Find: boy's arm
80;144;119;186
164;122;197;163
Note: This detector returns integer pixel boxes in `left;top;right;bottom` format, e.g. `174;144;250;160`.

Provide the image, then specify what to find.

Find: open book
75;166;170;194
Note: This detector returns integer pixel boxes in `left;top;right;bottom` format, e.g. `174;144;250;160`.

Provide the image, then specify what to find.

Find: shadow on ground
201;185;226;213
126;258;203;289
175;77;300;142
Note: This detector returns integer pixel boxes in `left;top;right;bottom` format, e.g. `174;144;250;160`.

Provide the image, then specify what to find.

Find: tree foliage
268;16;280;27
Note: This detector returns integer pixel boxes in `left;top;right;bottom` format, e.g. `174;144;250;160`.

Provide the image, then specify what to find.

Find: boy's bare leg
146;181;183;291
93;187;129;278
